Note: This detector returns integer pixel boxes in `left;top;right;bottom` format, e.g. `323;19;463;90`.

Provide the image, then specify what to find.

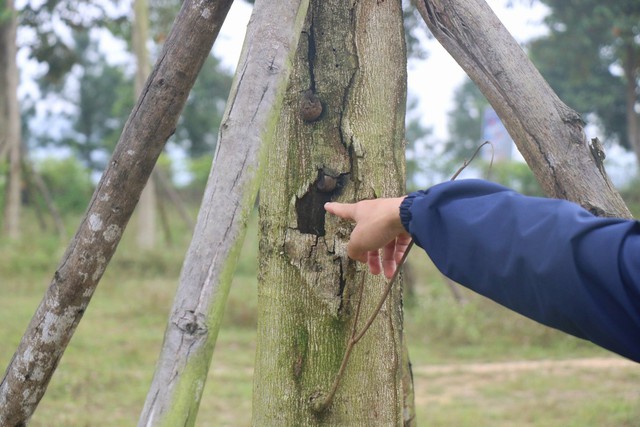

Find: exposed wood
415;0;632;218
253;0;411;424
0;1;233;424
137;0;310;425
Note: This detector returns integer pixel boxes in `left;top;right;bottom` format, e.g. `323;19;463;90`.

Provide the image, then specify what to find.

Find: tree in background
446;77;542;195
176;55;233;158
36;156;93;214
0;0;22;239
529;1;640;165
19;0;128;90
133;0;157;249
405;97;444;190
46;32;134;172
446;78;487;161
15;0;232;214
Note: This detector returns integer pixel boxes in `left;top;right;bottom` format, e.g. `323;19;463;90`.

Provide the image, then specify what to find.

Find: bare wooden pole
138;0;310;425
133;0;158;250
415;0;632;218
0;1;233;425
1;0;22;239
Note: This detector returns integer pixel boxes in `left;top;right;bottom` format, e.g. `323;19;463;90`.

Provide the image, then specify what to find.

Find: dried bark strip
0;1;232;425
415;0;632;218
138;1;310;425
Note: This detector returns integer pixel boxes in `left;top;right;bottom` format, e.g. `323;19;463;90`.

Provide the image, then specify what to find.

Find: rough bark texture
138;1;309;425
1;0;22;239
416;0;632;219
0;1;232;425
253;0;411;425
133;0;158;249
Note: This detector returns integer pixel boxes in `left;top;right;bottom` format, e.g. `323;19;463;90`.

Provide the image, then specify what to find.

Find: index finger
324;202;356;221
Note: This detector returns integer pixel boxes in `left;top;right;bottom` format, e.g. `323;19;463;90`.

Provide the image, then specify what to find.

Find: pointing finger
324;202;356;221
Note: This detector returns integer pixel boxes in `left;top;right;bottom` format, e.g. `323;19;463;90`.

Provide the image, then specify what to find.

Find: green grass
1;208;638;426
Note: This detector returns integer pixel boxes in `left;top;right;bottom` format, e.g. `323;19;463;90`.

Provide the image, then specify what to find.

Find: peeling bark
0;1;233;425
415;0;632;218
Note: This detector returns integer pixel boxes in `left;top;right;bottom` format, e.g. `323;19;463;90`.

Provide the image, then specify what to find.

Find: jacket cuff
399;190;426;233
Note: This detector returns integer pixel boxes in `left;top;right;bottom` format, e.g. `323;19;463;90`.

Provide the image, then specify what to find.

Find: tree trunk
138;1;309;425
622;43;640;166
0;1;232;424
415;0;632;219
253;0;411;425
22;160;66;238
154;167;194;230
133;0;158;249
0;0;22;239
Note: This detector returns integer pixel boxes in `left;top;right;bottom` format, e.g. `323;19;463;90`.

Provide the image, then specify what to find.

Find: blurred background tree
3;0;234;241
528;1;640;165
442;0;640;198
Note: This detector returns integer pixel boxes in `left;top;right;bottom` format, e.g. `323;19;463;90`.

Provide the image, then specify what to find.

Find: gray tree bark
0;1;232;425
0;0;22;239
415;0;632;219
138;1;310;425
253;0;412;425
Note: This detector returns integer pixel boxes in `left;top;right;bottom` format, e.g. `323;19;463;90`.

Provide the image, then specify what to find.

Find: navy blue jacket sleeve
400;179;640;363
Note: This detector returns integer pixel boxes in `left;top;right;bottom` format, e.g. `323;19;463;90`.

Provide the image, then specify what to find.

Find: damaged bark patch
295;169;348;236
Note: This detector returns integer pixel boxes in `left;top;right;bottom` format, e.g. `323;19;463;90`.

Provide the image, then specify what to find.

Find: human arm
325;179;640;362
401;179;640;362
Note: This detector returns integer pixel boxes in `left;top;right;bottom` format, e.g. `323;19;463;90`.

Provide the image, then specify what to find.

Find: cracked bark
415;0;631;218
137;1;310;426
0;1;232;425
253;0;412;425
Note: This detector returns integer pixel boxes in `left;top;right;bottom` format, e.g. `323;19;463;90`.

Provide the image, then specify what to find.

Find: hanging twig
313;140;493;413
450;140;493;181
312;242;414;413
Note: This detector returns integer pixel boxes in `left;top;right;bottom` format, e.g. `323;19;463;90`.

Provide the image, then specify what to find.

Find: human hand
324;197;411;279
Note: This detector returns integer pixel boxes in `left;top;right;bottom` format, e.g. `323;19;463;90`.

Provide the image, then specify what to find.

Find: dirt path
412;356;637;376
411;357;640;418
